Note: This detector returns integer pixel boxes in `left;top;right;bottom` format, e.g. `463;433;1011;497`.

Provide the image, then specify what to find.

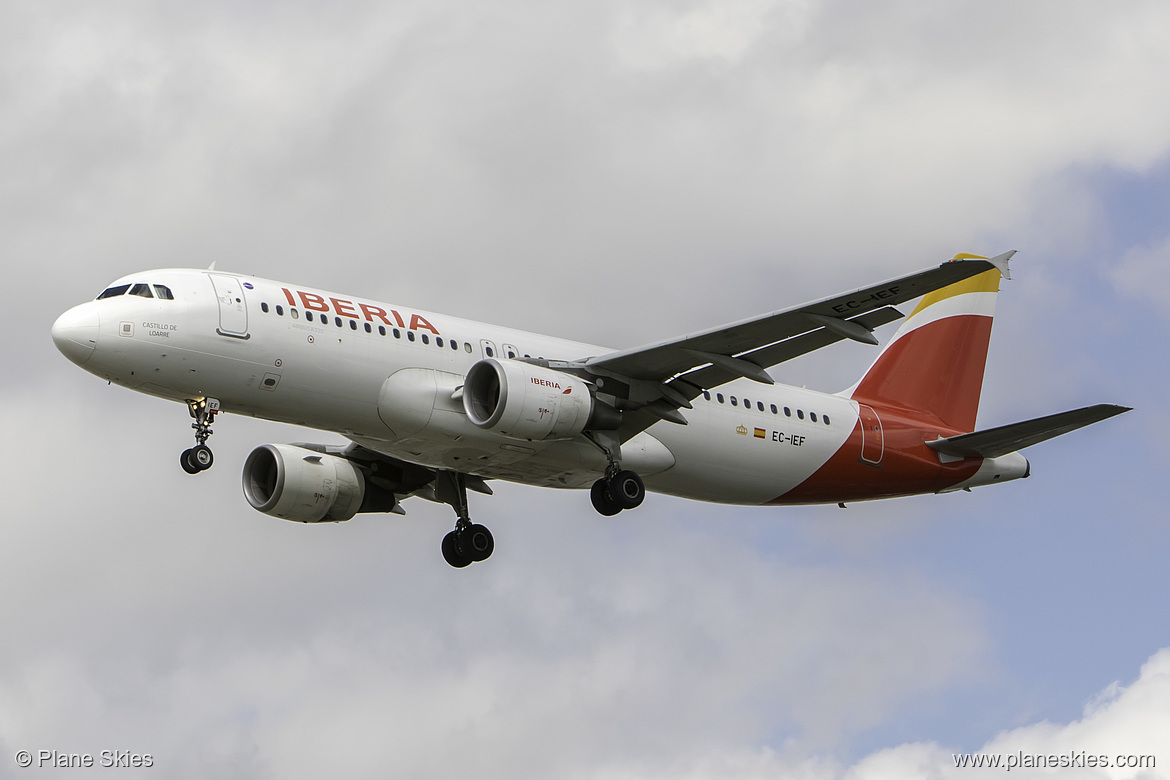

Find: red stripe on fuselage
771;406;981;504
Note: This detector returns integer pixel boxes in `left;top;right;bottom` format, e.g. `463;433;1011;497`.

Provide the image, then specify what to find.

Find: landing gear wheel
180;448;200;474
591;479;623;516
183;398;220;473
611;470;645;510
462;523;495;562
188;444;214;472
442;531;473;568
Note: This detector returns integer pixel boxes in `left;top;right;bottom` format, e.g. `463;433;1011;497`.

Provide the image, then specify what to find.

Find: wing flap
927;404;1131;459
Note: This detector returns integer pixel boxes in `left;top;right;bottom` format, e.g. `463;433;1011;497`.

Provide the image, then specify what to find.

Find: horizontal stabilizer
927;404;1130;459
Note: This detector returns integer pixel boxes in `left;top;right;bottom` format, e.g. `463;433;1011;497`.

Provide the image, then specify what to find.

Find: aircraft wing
584;252;1013;386
926;404;1131;459
571;253;1012;437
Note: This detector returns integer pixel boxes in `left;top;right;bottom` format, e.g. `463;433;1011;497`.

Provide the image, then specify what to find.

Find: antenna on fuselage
207;261;217;271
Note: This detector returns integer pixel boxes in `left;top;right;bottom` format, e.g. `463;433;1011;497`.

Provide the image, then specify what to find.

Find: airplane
51;252;1129;567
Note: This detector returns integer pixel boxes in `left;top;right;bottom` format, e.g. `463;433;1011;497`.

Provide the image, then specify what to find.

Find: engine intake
242;444;365;523
463;359;610;441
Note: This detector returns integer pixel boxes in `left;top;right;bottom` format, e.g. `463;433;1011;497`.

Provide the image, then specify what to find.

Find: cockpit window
153;285;174;300
129;283;154;298
96;284;130;300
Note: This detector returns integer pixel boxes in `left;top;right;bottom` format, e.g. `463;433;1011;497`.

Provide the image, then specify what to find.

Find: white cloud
839;647;1170;779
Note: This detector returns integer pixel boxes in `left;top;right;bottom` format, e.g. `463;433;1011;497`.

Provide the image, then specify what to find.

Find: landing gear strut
435;471;494;568
585;431;646;516
181;398;219;474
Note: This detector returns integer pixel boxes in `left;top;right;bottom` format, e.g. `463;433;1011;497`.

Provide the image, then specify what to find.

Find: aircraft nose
52;304;100;366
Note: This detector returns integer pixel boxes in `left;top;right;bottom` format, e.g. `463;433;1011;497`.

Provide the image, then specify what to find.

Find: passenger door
209;274;249;339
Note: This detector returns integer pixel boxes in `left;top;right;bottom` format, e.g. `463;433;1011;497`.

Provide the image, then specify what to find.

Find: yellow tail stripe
909;268;1001;319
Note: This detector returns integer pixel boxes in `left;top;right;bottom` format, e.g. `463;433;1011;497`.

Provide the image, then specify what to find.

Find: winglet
952;250;1014;280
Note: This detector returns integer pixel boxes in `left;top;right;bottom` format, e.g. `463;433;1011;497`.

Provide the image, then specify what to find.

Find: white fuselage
53;268;863;505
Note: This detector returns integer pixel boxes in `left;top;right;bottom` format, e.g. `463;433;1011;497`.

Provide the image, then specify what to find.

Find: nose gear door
209;274;249;338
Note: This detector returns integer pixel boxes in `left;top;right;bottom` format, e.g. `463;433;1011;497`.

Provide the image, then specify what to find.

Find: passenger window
335;317;342;328
153;285;174;300
378;326;386;336
464;343;472;353
757;401;764;412
364;322;371;333
703;391;711;401
97;284;130;299
770;404;778;414
485;346;494;357
731;397;738;406
407;331;415;342
437;337;444;347
261;302;269;313
421;334;429;344
784;407;792;417
393;328;401;338
797;409;805;420
717;393;724;403
810;412;818;423
823;415;831;426
306;311;313;322
276;305;284;316
129;283;153;298
743;397;750;408
291;308;299;320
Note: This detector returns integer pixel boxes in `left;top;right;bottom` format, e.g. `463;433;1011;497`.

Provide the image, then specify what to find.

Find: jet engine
463;358;616;441
242;444;365;523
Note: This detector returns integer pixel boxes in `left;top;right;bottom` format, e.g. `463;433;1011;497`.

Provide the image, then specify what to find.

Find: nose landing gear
181;398;219;474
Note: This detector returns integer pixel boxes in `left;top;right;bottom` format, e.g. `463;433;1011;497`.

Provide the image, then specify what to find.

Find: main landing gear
585;430;646;516
180;398;219;474
435;471;494;568
590;468;645;516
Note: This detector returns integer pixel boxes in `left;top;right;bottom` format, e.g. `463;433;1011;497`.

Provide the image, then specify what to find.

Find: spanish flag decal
754;428;766;439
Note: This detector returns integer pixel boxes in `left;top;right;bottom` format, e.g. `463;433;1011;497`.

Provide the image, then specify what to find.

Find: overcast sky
2;1;1168;778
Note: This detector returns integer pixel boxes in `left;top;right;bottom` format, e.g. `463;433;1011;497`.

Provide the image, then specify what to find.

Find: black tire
442;531;473;568
462;524;495;562
190;444;214;471
611;470;645;510
590;479;623;516
180;448;200;474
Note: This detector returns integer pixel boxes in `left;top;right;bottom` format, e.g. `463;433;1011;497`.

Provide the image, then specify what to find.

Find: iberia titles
280;288;439;335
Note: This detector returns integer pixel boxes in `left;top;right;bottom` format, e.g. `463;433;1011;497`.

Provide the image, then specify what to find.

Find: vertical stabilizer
850;256;1007;432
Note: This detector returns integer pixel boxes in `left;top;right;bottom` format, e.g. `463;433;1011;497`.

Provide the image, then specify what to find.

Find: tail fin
849;254;1007;432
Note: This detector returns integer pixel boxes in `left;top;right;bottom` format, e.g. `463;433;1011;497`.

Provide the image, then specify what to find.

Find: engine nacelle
242;444;365;523
463;359;597;441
